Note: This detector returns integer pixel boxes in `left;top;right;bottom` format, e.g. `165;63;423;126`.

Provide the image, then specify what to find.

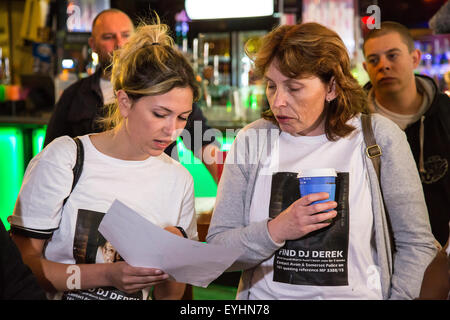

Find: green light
32;126;47;156
250;93;258;110
216;135;235;151
0;128;25;229
243;94;250;109
177;139;217;197
226;100;232;112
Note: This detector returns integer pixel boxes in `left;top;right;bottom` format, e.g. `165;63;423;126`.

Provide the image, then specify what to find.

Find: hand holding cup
268;168;338;243
268;191;337;243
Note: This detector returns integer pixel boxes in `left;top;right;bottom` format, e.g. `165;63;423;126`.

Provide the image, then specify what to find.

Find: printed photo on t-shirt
62;209;143;300
269;172;350;286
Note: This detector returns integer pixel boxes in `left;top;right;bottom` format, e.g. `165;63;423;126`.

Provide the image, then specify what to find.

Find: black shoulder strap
63;137;84;206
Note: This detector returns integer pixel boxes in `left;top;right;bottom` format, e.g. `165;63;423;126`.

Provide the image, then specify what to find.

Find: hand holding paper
98;200;243;288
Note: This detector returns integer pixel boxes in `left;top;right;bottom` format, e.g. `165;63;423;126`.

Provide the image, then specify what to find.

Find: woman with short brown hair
254;22;367;141
207;22;437;300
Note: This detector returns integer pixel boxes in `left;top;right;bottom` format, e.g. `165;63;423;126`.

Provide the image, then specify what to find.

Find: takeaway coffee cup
297;168;337;218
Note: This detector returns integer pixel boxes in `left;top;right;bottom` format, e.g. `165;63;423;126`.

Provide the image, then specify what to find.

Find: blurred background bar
0;0;449;300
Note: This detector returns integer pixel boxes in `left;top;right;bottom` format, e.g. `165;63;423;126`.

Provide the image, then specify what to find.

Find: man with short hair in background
362;21;450;246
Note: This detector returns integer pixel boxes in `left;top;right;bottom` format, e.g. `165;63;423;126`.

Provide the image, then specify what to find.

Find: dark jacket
44;68;217;157
0;221;47;300
364;74;450;245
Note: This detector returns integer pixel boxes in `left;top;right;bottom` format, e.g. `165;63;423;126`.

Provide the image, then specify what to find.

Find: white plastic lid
297;168;337;178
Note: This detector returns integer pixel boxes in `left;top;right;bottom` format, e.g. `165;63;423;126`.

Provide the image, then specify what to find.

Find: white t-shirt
10;135;197;300
100;78;115;105
248;116;382;300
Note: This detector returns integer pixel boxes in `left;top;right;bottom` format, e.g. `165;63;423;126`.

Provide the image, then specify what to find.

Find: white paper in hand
98;199;243;288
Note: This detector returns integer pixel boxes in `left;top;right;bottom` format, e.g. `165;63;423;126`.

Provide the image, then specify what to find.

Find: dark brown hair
247;22;368;141
363;21;415;55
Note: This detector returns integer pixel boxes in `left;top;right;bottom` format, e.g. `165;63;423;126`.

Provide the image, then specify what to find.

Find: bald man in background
44;9;133;144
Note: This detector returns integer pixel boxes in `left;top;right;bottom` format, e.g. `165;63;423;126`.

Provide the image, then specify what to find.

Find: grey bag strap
63;137;84;206
360;113;395;254
361;113;382;181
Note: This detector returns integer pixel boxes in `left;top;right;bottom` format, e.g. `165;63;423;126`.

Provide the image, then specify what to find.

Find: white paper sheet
98;199;243;288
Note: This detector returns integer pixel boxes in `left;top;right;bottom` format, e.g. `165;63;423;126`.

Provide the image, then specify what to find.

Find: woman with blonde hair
9;19;199;300
206;22;437;300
